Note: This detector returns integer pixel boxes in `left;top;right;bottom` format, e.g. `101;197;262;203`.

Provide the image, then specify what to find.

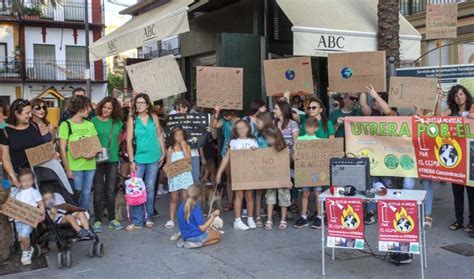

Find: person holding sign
0;99;44;186
216;120;258;231
328;93;363;138
125;94;166;231
360;85;398;117
91;97;124;232
292;97;335;139
30;98;55;143
165;127;194;230
58;96;98;211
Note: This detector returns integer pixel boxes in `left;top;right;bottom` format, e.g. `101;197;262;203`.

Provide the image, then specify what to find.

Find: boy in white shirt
13;168;45;265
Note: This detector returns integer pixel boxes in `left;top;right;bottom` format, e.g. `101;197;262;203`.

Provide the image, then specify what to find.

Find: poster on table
378;200;420;254
344;116;474;186
165;113;209;149
426;3;458;40
196;66;243;110
293;138;344;187
388;77;438;110
263;57;314;96
125;55;187;101
163;158;192;178
328;51;386;93
325;197;365;250
230;148;292;190
25;142;56;166
0;197;43;228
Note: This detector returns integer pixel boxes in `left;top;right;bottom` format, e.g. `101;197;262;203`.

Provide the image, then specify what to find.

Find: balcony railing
0;57;22;79
400;0;465;16
0;0;104;24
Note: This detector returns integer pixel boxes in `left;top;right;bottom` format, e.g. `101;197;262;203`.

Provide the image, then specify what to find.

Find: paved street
5;183;474;279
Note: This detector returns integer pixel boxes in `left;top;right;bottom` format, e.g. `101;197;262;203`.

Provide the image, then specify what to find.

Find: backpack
124;172;147;206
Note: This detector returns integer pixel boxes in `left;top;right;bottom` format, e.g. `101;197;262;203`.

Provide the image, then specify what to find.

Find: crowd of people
1;83;474;266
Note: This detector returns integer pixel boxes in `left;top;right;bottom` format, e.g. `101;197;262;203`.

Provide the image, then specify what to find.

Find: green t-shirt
0;122;7;129
297;134;320;141
92;117;124;163
328;109;363;138
299;115;335;139
58;120;97;171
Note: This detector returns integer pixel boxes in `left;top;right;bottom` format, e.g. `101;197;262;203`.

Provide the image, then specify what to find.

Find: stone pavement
4;183;474;279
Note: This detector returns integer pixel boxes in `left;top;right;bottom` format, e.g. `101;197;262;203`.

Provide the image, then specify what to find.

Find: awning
89;0;193;61
277;0;422;61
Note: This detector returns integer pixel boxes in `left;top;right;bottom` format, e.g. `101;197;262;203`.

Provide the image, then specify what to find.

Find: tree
11;0;60;18
377;0;400;70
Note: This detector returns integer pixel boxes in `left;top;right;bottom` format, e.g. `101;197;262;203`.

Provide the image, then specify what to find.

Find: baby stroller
32;161;104;268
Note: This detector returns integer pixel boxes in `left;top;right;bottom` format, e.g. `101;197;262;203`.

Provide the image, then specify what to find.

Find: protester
59;87;94;123
273;101;299;150
91;97;124;232
58;95;98;210
212;107;239;212
165;127;194;229
201;132;217;186
293;96;335;139
0;99;9;129
216;120;257;230
291;95;304;114
125;93;165;231
328;93;363;138
30;98;55;143
12;169;45;266
262;127;290;230
243;100;267;135
176;185;221;248
0;99;44;186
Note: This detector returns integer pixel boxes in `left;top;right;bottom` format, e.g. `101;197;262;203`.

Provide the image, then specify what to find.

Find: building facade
0;0;107;104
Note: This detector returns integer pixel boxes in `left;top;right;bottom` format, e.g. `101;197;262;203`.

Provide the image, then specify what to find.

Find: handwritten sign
166;113;209;149
0;197;43;228
426;3;458;40
163;158;192;178
328;51;386;93
197;66;243;110
230;148;292;190
294;139;344;187
125;55;187;101
263;57;313;96
25;142;56;166
388;77;438;110
69;136;102;159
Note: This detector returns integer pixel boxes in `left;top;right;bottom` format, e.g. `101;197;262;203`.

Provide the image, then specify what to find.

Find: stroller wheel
95;242;104;257
34;244;42;258
57;252;63;269
64;250;72;268
88;243;96;258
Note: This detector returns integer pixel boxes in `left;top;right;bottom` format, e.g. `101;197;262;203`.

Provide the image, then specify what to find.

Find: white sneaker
21;247;34;266
234;219;250;231
242;209;248;218
157;188;168;195
247;218;257;229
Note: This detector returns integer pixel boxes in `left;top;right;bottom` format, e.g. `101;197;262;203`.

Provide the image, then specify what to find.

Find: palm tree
377;0;400;70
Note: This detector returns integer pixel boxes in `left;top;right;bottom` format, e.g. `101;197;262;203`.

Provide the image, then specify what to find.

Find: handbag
96;121;114;164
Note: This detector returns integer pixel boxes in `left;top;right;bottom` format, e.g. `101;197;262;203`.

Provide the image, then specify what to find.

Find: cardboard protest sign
328;51;386;93
388;77;438;110
426;3;458;40
196;66;243;110
25;142;56;166
263;57;313;96
378;200;420;254
69;136;103;159
0;197;43;228
125;55;187;101
166;113;209;149
163;158;192;178
326;197;365;250
230;148;292;190
55;203;85;213
294;139;344;187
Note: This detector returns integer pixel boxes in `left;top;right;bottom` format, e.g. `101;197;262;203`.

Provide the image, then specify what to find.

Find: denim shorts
15;221;33;238
186;232;208;242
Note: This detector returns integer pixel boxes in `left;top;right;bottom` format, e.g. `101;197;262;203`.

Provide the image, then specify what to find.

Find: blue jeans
73;170;96;211
191;156;200;184
403;178;433;216
367;176;393;212
131;162;159;225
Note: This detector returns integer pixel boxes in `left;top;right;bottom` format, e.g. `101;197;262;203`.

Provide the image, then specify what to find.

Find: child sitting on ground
42;192;93;238
12;169;45;266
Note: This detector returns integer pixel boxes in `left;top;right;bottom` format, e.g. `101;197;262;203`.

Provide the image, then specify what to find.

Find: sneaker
21;247;34;266
93;221;103;233
364;211;376;225
184;241;203;249
108;219;124;230
176;239;185;248
247;218;257;229
234;219;250;231
311;216;322;229
242;209;248;218
77;229;89;238
170;231;181;241
157;188;168;195
152;210;160;218
294;217;309;228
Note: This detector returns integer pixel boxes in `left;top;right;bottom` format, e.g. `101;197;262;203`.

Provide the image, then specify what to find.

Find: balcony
0;57;22;80
0;0;104;24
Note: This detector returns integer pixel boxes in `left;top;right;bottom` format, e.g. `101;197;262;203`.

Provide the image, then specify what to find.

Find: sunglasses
349;97;359;102
34;105;47;111
308;106;320;111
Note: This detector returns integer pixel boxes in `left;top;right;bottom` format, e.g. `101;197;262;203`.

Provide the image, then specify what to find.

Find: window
0;43;6;72
64;0;85;21
65;46;85;80
33;44;56;80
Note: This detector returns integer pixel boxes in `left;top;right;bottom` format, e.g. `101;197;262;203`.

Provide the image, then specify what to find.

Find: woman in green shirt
293;97;335;139
91;97;124;232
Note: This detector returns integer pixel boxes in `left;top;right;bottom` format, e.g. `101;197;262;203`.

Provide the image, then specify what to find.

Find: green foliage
107;72;124;96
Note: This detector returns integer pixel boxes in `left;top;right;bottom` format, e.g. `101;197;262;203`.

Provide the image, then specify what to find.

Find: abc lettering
144;24;157;39
318;35;345;49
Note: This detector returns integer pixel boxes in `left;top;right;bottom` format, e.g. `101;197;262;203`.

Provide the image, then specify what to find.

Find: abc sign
144;24;157;39
107;39;118;53
317;35;345;49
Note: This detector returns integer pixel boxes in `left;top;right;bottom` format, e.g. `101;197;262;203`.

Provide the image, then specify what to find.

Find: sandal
125;224;142;232
279;221;287;230
255;217;263;228
264;221;273;231
464;223;474;233
223;202;233;212
424;217;432;229
449;221;463;231
165;220;175;229
145;221;154;228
